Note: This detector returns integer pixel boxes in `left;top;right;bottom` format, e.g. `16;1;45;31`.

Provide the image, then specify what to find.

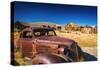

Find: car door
20;29;34;58
36;40;58;54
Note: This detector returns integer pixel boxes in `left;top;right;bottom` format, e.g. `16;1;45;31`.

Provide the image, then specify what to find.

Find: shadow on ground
84;52;97;61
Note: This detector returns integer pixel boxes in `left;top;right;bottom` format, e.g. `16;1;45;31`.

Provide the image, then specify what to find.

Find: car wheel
32;53;71;64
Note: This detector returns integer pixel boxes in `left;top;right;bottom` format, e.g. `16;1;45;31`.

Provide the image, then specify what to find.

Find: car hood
37;36;75;46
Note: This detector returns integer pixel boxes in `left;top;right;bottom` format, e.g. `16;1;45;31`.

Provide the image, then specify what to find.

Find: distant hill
66;22;79;27
14;21;63;31
65;22;97;34
29;22;57;27
65;22;80;31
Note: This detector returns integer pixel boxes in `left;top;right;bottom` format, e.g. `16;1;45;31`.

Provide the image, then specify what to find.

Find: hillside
65;22;97;34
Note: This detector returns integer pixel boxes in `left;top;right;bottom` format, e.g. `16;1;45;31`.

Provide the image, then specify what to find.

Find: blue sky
13;1;97;26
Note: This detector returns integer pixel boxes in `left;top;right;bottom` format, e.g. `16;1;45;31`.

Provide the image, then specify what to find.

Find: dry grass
55;30;97;47
14;51;26;65
13;32;26;65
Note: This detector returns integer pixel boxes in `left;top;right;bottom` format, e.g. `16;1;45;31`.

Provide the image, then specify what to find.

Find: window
47;31;55;36
34;28;56;37
21;31;32;38
34;32;41;37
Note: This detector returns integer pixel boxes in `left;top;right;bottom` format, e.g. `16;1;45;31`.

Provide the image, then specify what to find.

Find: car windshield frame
33;28;56;37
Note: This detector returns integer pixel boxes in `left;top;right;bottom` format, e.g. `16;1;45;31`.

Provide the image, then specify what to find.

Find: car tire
32;53;70;64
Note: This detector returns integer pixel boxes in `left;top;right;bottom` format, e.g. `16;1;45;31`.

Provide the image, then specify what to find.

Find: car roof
32;27;54;30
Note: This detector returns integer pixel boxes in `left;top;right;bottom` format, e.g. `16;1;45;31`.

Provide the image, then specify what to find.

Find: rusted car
19;27;86;64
